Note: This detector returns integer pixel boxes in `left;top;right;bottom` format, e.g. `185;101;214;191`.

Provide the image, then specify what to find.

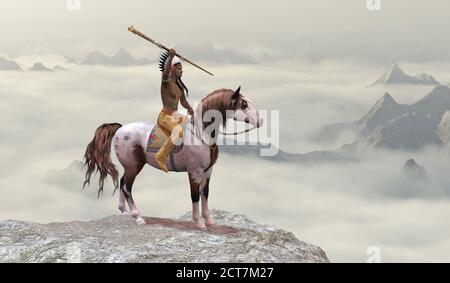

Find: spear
127;25;214;76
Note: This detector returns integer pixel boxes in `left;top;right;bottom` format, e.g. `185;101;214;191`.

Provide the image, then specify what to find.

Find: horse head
227;86;263;129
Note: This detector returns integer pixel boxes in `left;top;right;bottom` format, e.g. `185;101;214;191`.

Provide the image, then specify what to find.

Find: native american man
155;48;194;172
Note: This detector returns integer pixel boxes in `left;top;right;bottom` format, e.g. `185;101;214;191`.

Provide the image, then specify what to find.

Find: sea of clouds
1;56;450;262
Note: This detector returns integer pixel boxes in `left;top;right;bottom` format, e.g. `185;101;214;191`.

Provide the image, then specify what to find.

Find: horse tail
82;123;122;197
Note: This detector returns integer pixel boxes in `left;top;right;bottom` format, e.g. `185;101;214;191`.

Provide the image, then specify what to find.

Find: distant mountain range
0;57;69;72
307;85;450;151
218;142;354;164
68;43;257;66
372;64;441;86
174;41;256;65
2;49;151;70
81;48;150;66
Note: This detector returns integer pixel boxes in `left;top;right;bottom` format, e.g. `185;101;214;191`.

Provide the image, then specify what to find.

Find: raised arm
162;48;176;81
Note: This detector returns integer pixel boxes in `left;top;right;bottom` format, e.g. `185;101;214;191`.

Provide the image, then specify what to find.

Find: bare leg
189;171;206;230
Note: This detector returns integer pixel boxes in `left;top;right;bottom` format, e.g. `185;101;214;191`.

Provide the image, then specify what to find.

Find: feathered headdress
158;50;189;96
158;50;181;72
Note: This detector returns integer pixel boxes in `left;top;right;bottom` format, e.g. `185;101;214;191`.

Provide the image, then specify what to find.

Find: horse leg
201;168;215;226
188;169;207;230
122;170;145;225
118;144;147;225
118;176;129;214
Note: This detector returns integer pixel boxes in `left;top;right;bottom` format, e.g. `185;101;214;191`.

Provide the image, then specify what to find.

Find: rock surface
0;210;328;263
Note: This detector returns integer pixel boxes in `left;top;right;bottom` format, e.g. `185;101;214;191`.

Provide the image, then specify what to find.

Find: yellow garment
155;111;186;172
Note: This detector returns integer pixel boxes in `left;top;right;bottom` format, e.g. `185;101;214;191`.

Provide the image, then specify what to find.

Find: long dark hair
176;78;189;97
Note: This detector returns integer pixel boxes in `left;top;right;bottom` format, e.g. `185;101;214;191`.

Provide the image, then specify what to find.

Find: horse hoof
205;218;216;226
195;221;207;230
120;211;129;215
135;217;146;225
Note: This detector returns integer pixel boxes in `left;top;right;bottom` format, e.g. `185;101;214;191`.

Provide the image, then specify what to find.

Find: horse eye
242;101;248;109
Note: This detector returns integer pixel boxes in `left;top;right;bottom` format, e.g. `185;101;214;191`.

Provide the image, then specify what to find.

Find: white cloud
1;60;450;262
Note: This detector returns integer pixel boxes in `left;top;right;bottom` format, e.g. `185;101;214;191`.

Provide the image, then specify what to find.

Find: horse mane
196;88;234;130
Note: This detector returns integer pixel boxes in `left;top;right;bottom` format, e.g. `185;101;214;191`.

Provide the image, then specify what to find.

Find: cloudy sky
1;0;450;263
1;0;450;61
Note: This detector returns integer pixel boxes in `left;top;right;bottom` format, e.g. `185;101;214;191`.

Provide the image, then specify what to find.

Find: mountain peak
414;73;440;84
404;158;418;167
29;62;54;72
373;64;440;86
429;84;450;94
390;63;404;74
380;92;397;105
114;48;132;57
357;92;404;135
413;85;450;113
82;49;149;66
373;64;408;85
401;158;429;180
0;57;22;71
369;92;398;109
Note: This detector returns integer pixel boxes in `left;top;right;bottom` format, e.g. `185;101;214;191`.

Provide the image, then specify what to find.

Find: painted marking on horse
189;174;201;203
203;177;210;199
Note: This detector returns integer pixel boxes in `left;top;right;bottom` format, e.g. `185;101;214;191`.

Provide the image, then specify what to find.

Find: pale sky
1;0;449;61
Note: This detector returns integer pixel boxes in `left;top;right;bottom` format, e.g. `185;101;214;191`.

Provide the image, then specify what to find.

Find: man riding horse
155;48;194;172
82;27;263;229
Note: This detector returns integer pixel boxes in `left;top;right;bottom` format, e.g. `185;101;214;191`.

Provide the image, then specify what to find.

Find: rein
219;126;257;135
188;115;257;146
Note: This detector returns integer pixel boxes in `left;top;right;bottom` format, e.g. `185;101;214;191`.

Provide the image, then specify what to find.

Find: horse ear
232;86;241;101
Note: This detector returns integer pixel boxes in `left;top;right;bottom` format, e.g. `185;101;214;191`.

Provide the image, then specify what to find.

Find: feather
158;50;169;72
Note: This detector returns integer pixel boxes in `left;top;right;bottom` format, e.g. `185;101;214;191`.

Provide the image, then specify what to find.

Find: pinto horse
82;87;262;230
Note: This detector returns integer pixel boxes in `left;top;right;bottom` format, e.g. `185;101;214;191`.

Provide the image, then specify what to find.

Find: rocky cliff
0;210;328;263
